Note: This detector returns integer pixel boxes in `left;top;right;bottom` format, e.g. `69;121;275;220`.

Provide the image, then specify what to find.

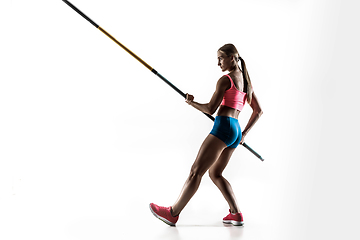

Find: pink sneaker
223;210;244;226
149;203;179;226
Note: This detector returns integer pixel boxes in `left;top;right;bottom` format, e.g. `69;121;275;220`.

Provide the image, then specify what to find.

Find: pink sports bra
221;75;247;111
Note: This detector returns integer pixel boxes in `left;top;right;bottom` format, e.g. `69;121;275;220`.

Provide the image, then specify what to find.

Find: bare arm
240;91;263;144
185;76;229;115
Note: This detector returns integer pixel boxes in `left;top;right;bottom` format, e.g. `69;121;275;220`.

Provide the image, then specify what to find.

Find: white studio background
1;0;359;240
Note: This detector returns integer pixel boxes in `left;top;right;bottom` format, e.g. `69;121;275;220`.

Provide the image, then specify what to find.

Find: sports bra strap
225;74;234;88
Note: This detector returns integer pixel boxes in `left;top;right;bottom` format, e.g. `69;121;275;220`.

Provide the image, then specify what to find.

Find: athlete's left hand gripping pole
61;0;264;161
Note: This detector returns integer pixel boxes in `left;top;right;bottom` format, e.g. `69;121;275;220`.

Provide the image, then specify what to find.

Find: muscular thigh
190;134;227;176
209;147;236;177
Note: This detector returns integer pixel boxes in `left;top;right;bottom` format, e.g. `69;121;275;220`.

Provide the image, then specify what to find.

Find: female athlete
150;43;263;226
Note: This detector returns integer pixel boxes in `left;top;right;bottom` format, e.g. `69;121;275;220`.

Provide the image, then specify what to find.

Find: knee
189;166;204;179
209;169;221;182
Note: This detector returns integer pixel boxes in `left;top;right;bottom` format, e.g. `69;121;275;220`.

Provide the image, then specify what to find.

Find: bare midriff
217;105;240;119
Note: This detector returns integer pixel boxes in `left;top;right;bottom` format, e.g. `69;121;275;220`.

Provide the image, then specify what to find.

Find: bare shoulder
216;75;231;90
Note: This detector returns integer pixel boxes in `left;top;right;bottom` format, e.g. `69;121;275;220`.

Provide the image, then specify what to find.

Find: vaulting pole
62;0;264;161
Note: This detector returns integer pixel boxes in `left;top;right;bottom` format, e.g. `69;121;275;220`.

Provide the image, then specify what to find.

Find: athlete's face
217;51;233;72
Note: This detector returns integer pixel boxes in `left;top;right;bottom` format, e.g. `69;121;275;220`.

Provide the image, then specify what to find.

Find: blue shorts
210;116;242;148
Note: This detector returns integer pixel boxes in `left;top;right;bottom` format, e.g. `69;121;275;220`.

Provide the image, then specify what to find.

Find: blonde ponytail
239;57;253;104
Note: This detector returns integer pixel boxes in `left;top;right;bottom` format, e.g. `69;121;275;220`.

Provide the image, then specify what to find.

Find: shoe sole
223;220;244;226
149;204;176;226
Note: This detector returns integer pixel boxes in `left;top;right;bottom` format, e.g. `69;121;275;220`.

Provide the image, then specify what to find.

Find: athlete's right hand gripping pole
62;0;264;161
